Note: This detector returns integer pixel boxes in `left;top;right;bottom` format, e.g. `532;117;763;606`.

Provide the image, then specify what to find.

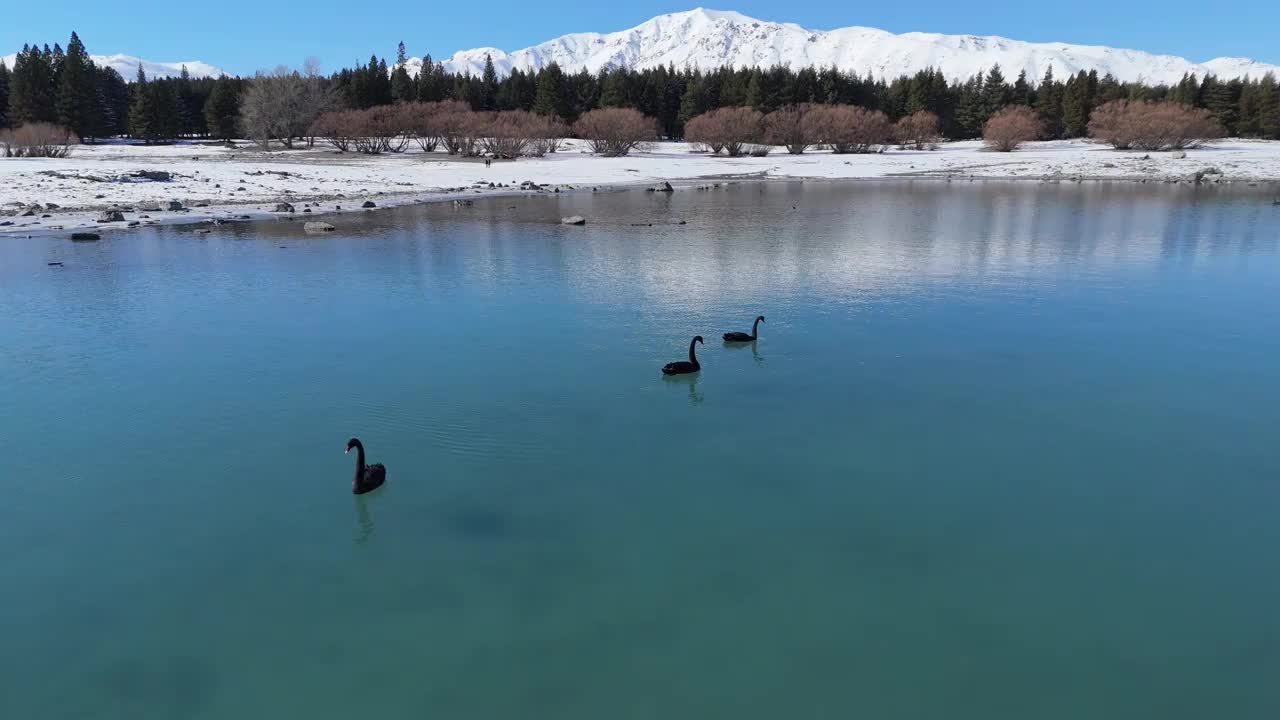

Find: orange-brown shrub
573;108;657;157
397;100;470;152
763;104;816;155
527;115;569;156
1087;100;1225;151
983;106;1041;152
308;110;358;152
807;105;892;153
894;110;942;150
684;107;764;157
0;123;79;157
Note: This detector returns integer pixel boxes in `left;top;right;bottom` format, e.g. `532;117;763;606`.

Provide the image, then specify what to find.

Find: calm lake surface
2;181;1278;718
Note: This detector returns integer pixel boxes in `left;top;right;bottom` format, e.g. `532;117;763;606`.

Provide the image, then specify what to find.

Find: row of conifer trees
2;33;1278;144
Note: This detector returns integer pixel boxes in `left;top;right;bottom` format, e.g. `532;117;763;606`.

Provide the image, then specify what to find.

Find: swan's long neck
688;339;700;368
352;442;366;483
752;317;761;338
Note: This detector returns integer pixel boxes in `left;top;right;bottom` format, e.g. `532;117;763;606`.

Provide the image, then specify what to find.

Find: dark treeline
4;32;1279;143
1;33;244;143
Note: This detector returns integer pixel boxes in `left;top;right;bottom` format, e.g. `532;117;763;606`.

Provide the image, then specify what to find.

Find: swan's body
346;438;386;495
723;315;765;343
662;336;703;375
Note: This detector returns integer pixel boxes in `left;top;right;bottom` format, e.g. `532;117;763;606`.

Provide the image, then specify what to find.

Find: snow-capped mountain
433;8;1280;84
0;52;224;80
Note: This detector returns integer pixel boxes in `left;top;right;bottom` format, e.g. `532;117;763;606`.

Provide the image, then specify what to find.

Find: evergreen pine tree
1256;73;1280;139
391;64;413;103
204;75;241;141
1035;65;1064;138
151;78;180;140
56;31;96;139
416;55;448;102
953;74;985;138
0;61;10;129
1201;75;1239;133
478;54;498;110
10;44;58;123
129;66;158;142
980;65;1010;119
50;43;65;88
390;42;414;102
1236;79;1260;137
1011;70;1032;106
571;68;599;118
599;68;630;107
1060;73;1092;138
744;68;764;110
95;66;130;137
375;58;392;105
678;76;707;129
532;62;568;119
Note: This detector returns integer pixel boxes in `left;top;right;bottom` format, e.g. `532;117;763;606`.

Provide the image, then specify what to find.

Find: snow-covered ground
3;138;1279;235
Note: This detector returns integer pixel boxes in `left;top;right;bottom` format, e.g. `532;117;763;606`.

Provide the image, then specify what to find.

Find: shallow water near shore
2;180;1279;718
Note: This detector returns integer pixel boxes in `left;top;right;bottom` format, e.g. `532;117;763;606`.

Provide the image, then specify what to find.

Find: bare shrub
747;144;772;156
683;107;764;157
479;110;535;159
308;110;358;152
349;106;410;154
763;104;816;154
1087;100;1225;151
894;111;943;150
807;105;893;154
683;115;726;154
573;108;657;157
399;100;470;153
983;106;1042;152
0;123;79;157
437;104;483;157
528;115;569;156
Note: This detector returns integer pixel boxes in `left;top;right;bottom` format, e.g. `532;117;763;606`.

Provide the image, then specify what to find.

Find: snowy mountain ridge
429;8;1280;85
0;52;225;80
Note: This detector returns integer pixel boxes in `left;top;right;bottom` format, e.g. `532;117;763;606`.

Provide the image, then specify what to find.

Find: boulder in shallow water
304;222;336;233
96;210;124;223
361;200;377;208
560;215;586;225
274;202;295;213
646;181;674;192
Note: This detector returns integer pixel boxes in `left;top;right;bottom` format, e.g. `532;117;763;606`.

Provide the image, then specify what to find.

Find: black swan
723;315;765;342
346;438;386;495
662;336;703;375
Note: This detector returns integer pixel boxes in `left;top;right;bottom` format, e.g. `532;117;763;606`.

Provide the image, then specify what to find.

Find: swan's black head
346;437;362;454
757;315;765;323
693;336;704;344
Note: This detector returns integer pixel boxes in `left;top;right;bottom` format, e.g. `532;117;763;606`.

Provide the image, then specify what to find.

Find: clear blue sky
4;2;1277;75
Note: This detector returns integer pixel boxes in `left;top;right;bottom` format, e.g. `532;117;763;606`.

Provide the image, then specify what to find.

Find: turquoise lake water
2;181;1278;718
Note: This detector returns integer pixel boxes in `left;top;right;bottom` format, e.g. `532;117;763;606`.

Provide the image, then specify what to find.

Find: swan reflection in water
663;370;704;405
724;338;763;365
353;496;375;544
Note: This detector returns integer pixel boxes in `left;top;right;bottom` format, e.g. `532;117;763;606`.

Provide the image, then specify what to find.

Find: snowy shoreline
3;138;1279;236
